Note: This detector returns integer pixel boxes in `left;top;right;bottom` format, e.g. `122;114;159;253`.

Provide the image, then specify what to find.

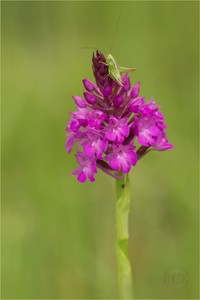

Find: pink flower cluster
65;51;173;182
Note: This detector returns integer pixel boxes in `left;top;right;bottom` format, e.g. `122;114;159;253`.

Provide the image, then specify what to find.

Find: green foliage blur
2;1;199;299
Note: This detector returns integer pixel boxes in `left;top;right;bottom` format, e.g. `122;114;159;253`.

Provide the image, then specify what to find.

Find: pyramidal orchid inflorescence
65;51;173;182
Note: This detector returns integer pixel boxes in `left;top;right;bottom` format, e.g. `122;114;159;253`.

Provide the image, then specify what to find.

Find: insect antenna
109;12;122;53
79;46;106;53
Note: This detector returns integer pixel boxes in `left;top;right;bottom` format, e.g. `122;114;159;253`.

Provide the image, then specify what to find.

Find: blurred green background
1;1;199;299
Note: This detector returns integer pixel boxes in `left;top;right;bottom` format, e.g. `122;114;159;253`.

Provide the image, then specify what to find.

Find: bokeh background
2;1;199;299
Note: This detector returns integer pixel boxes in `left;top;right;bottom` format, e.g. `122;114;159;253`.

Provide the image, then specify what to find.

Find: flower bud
122;74;131;92
131;82;140;98
83;79;95;92
113;94;124;108
103;82;112;97
72;96;87;108
84;92;97;104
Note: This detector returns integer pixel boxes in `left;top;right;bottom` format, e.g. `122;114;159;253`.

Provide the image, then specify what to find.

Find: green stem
116;174;133;299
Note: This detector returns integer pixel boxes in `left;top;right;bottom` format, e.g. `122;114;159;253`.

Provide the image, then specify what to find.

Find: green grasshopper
82;15;135;86
105;53;135;86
